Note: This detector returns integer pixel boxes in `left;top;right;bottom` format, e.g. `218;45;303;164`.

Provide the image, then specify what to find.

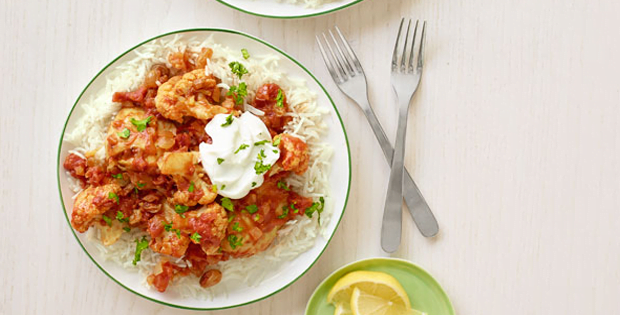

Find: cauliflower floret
71;184;121;233
155;69;230;122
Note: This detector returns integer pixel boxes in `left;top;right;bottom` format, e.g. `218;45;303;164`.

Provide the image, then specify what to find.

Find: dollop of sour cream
199;113;280;199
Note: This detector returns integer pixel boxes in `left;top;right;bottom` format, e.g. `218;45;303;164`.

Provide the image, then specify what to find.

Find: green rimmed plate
216;0;365;19
57;28;351;310
306;258;455;315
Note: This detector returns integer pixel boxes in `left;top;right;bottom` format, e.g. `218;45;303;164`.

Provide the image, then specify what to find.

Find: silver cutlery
381;19;427;252
316;21;437;243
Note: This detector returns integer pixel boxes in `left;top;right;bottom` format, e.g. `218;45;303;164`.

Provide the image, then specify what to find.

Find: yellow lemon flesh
327;271;412;315
333;303;353;315
350;287;426;315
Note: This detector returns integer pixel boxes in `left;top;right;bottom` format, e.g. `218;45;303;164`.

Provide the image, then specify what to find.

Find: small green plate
305;258;455;315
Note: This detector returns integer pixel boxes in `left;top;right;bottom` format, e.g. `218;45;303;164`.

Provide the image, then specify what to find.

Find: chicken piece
155;69;229;122
221;175;313;258
277;134;309;175
71;184;121;233
221;213;279;258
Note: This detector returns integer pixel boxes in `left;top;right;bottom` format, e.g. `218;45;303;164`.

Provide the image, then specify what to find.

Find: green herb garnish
253;214;260;221
277;181;290;191
164;222;172;232
251;182;257;187
132;236;149;265
235;143;250;154
108;192;119;204
123;227;131;232
254;160;271;175
116;211;128;223
221;114;234;127
188;181;195;192
232;222;243;232
254;140;269;146
278;205;289;219
305;197;326;224
111;173;123;179
241;48;250;59
228;61;248;79
221;197;234;211
246;204;258;214
130;116;152;132
272;135;281;146
227;82;247;105
227;234;243;249
190;232;202;243
117;128;130;139
175;204;189;217
276;89;284;108
217;158;225;165
102;215;112;226
136;182;145;188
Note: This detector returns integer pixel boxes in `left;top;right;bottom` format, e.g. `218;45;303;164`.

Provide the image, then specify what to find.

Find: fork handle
361;102;438;238
381;100;410;252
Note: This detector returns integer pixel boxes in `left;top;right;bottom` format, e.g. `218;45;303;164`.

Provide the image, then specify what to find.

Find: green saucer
305;257;454;315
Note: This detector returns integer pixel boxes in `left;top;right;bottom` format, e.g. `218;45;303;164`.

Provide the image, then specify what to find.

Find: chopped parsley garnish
254;160;271;175
108;192;119;204
188;181;195;192
272;135;281;146
228;214;236;223
291;203;299;214
241;48;250;59
235;143;250;154
254;140;269;146
123;227;131;232
136;182;146;188
217;158;225;165
276;89;284;108
305;197;326;224
221;197;234;211
221;184;226;190
277;181;290;191
228;61;249;79
221;114;234;127
132;236;149;265
273;149;279;154
163;222;172;232
227;234;243;249
173;229;181;239
253;214;260;221
117;128;130;139
116;211;128;223
251;182;257;187
111;173;123;179
212;185;218;193
278;205;289;219
130;116;152;132
190;232;202;243
174;204;189;217
232;222;243;232
245;204;258;214
102;215;112;226
259;149;267;158
227;82;247;105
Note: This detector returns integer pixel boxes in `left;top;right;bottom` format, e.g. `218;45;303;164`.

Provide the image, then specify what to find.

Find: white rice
65;34;332;299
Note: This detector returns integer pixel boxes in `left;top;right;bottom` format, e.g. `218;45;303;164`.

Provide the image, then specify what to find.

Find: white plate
217;0;364;19
56;29;351;310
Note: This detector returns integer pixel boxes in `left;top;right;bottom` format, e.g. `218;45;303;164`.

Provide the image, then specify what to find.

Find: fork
316;22;437;241
381;19;427;252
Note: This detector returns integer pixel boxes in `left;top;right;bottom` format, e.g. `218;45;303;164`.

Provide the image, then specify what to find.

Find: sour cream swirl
199;113;280;199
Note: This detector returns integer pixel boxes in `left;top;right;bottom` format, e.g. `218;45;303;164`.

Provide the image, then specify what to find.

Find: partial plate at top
216;0;364;19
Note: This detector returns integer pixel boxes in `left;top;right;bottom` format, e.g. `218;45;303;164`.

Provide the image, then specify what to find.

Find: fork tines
392;18;426;74
316;26;364;84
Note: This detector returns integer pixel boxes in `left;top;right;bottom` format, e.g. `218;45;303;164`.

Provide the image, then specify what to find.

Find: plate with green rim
216;0;365;19
305;257;455;315
57;28;351;310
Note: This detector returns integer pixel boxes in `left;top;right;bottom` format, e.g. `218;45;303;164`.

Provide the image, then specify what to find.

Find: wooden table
2;0;620;314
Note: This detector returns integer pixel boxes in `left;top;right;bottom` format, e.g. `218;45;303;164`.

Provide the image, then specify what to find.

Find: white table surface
2;0;620;314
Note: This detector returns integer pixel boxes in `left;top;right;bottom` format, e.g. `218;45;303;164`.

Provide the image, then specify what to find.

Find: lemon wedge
333;303;353;315
327;271;411;309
